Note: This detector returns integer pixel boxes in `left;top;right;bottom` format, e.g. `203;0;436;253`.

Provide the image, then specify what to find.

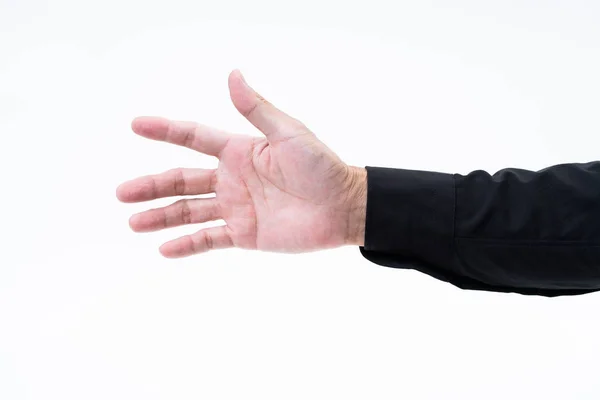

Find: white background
2;0;600;399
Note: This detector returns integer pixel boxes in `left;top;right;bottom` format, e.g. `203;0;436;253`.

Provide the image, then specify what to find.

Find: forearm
358;162;600;296
345;166;367;247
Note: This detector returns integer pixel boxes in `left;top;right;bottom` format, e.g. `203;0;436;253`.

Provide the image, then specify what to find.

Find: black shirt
359;162;600;296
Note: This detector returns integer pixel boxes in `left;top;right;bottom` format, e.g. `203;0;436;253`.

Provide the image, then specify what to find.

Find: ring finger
129;197;221;232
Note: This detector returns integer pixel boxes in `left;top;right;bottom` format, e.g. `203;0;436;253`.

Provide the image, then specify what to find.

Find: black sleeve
359;162;600;296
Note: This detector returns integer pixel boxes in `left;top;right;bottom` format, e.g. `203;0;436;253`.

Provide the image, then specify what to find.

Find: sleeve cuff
362;166;456;263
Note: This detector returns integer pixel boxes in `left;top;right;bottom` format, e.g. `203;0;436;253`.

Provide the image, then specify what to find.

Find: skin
116;70;367;258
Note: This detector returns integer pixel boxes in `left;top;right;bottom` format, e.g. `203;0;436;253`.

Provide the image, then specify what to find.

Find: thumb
228;69;309;143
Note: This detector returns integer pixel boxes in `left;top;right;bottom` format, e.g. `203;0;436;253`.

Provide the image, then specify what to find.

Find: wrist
345;166;367;246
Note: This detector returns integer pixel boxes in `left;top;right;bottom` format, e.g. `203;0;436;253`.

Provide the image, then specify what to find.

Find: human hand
116;70;366;258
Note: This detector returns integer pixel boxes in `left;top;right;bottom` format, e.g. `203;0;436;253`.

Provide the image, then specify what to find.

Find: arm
117;70;600;297
358;163;600;296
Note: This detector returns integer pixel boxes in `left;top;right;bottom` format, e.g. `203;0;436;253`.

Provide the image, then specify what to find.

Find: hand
116;70;366;258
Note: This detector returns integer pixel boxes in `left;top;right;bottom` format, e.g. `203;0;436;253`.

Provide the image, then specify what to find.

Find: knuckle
209;170;218;191
183;129;194;148
171;168;186;196
243;102;259;119
177;199;192;225
204;232;214;250
160;208;169;229
186;235;197;254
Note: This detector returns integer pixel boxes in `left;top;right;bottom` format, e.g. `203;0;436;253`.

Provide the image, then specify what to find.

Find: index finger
131;116;232;157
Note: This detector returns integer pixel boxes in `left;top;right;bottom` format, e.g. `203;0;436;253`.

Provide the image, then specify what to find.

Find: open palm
117;70;366;258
